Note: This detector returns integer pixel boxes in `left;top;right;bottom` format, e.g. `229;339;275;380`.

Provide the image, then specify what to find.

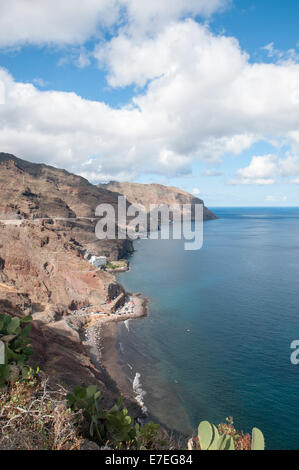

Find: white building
88;255;107;268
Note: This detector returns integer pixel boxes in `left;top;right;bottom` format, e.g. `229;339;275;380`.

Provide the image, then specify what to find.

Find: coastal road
0;217;99;226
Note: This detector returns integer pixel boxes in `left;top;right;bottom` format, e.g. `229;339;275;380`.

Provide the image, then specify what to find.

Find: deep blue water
117;207;299;450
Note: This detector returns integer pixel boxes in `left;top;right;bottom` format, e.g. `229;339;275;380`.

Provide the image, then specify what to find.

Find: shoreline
95;292;191;443
82;266;191;443
86;292;149;410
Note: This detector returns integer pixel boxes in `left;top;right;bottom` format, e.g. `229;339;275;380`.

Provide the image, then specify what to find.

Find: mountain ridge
99;181;217;221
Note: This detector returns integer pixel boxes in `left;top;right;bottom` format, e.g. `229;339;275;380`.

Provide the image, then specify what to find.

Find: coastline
100;322;133;399
96;291;191;441
87;292;149;411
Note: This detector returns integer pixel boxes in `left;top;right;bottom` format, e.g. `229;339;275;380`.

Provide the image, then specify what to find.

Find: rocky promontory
0;152;217;416
99;181;217;221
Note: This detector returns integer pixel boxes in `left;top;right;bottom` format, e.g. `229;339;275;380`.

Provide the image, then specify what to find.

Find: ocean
116;207;299;450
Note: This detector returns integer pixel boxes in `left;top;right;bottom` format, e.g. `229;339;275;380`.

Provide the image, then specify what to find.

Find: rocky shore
93;295;148;403
67;293;149;413
0;152;216;423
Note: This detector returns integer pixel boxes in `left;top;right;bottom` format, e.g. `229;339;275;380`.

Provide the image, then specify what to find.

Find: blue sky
0;0;299;206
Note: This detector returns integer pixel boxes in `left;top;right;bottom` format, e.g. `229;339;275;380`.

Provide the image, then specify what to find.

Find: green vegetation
104;260;128;270
0;312;265;451
188;418;265;451
0;313;34;387
67;385;167;449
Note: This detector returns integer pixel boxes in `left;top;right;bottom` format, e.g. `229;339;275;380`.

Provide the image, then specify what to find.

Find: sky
1;1;299;206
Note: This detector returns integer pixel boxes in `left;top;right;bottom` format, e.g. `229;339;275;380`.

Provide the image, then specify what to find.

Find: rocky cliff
99;181;217;221
0;153;134;260
0;153;120;220
0;153;137;411
0;153;216;416
0;218;137;407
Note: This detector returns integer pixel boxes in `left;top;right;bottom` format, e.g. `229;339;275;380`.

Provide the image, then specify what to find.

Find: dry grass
0;373;85;450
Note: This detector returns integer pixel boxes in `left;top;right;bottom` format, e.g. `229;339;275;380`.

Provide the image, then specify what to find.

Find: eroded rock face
0;153;137;410
0;153;121;219
0;297;137;412
0;225;139;414
0;223;112;308
99;181;218;221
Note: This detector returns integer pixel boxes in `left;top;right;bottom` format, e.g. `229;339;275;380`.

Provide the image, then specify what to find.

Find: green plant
66;385;166;449
135;421;167;450
251;427;265;450
67;385;137;446
0;313;33;387
188;420;265;451
66;385;103;442
102;398;136;444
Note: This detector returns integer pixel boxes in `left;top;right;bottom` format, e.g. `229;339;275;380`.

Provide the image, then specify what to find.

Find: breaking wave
133;372;148;415
119;342;124;355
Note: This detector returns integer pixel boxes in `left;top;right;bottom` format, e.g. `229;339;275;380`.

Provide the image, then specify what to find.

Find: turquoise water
117;208;299;450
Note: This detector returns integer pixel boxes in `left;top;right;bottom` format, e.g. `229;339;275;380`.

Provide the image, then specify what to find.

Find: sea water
117;207;299;450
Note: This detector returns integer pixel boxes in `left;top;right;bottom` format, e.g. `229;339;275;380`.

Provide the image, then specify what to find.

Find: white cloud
76;52;91;69
95;18;245;88
192;188;201;195
263;42;299;63
95;20;299;167
0;80;5;104
0;0;120;47
0;0;227;47
59;48;92;69
2;19;299;182
230;155;278;185
279;155;299;177
33;78;48;88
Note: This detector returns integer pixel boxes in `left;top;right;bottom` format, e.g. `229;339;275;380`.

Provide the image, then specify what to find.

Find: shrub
0;313;33;387
0;374;84;450
188;418;265;451
66;385;167;450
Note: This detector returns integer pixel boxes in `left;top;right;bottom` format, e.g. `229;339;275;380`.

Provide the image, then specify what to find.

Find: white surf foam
133;372;148;415
119;342;124;355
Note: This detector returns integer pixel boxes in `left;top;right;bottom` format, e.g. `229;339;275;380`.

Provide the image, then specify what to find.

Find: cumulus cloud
230;155;278;185
192;188;201;195
0;0;228;47
2;19;299;182
279;155;299;177
0;0;120;47
95;18;245;88
118;0;229;37
95;19;299;168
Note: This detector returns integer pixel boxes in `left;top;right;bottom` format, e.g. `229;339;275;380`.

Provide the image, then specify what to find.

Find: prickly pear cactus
188;420;264;451
251;427;265;450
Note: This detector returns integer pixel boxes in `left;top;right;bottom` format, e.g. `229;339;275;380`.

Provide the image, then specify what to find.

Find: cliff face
0;153;136;409
0;153;122;219
0;217;130;392
99;181;217;221
0;153;134;260
0;153;216;414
